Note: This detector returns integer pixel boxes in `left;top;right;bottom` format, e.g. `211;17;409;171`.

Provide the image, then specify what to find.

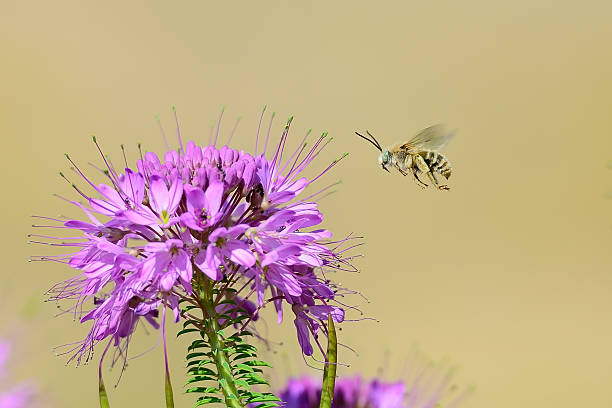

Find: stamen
279;128;311;175
212;105;225;147
172;106;184;154
254;105;267;155
295;180;342;203
155;114;170;151
91;136;121;189
120;144;128;168
58;172;91;201
308;153;349;185
63;153;104;196
284;132;328;182
262;111;276;156
226;116;242;146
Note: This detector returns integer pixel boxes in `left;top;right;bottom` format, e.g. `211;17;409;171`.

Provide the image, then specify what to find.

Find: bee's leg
426;171;450;191
411;169;428;189
394;162;408;176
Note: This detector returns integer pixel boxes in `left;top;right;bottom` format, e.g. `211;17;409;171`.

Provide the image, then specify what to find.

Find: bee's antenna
355;131;382;152
365;130;383;150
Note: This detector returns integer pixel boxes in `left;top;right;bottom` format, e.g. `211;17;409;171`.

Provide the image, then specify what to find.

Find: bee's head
378;150;391;172
355;130;389;172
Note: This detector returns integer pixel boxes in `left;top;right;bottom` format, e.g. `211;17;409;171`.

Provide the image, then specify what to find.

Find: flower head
272;349;470;408
34;108;358;375
276;367;469;408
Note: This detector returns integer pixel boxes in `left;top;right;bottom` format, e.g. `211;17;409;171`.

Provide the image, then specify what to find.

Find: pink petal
160;270;178;291
122;209;157;226
149;175;169;214
229;247;256;267
166;177;184;214
184;185;206;213
98;184;124;208
89;198;120;216
262;245;301;266
294;317;313;356
204;181;224;215
180;213;203;231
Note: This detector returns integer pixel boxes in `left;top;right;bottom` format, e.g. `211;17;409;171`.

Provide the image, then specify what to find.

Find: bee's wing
400;124;455;152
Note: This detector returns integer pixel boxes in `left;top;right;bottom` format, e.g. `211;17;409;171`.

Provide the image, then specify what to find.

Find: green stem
162;303;175;408
319;315;338;408
198;279;243;408
98;339;111;408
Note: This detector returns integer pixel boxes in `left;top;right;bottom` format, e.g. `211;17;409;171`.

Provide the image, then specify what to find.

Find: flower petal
148;175;169;214
294;317;313;356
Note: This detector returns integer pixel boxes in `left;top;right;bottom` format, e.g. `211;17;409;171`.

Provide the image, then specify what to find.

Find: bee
355;125;455;191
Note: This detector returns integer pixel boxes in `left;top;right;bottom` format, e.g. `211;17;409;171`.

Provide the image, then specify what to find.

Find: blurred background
2;1;612;406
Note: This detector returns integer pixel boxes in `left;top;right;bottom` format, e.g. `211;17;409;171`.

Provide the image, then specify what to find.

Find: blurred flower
33;109;358;376
274;355;470;408
0;341;37;408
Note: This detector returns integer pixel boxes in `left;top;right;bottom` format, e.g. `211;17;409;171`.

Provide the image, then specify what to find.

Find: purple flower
275;361;470;408
180;181;224;231
142;239;193;293
196;224;256;281
34;108;358;376
122;175;183;226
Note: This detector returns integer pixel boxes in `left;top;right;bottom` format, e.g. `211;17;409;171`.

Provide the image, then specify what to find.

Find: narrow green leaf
240;373;270;385
194;396;223;406
186;375;217;384
188;340;210;351
235;378;251;389
186;351;210;360
319;315;338;408
234;363;255;373
177;328;200;337
165;366;175;408
99;373;110;408
185;386;219;394
243;360;273;368
246;392;282;402
231;351;257;359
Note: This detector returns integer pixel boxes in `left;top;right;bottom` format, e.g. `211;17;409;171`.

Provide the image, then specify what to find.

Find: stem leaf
319;314;338;408
98;374;110;408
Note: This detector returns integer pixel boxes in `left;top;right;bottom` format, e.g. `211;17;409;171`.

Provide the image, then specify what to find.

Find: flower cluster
276;370;469;408
35;111;357;371
272;349;470;408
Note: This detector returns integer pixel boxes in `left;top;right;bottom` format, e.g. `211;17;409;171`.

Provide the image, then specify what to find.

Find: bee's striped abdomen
420;150;452;179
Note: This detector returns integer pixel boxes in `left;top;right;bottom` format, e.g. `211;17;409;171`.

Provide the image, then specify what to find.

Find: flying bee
355;125;456;191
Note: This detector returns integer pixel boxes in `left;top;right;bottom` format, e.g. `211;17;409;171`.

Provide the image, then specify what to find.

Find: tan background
2;1;612;407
